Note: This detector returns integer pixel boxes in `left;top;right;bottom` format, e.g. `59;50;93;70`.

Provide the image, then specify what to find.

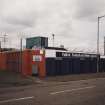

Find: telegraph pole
97;17;100;73
97;15;105;72
20;37;23;73
104;36;105;55
97;17;100;55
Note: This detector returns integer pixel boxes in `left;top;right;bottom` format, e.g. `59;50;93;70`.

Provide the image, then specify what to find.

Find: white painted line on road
0;96;34;104
50;86;95;95
57;78;105;84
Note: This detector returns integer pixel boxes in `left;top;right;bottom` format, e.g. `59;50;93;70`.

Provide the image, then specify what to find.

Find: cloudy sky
0;0;105;53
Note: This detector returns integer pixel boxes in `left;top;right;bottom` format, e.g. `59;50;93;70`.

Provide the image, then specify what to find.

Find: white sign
45;49;56;57
33;55;42;61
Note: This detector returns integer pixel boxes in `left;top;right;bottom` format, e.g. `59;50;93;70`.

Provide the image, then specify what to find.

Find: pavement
0;71;35;88
0;77;105;105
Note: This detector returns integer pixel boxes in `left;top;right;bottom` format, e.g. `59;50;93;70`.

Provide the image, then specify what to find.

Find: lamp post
20;37;26;73
20;38;22;73
104;36;105;55
97;15;105;72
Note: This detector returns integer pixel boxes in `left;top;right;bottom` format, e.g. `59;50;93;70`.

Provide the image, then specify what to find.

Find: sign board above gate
56;52;98;58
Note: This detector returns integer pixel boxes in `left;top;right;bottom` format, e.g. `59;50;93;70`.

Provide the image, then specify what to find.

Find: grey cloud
73;0;105;21
0;0;101;51
3;12;36;27
1;3;39;29
34;0;72;37
0;0;72;35
0;0;73;35
0;23;24;33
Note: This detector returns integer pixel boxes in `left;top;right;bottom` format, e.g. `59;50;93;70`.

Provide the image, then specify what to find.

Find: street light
97;15;105;54
20;38;22;73
18;32;26;73
97;15;105;72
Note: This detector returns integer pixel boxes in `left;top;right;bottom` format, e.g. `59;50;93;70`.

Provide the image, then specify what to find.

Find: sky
0;0;105;54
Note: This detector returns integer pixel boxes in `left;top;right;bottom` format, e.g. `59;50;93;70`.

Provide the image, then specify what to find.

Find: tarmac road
0;78;105;105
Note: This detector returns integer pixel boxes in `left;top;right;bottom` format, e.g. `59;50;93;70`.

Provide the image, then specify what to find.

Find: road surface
0;78;105;105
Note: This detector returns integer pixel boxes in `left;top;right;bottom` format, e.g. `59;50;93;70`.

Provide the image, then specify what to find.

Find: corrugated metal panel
62;58;71;75
90;58;97;73
80;58;90;73
46;58;56;76
72;58;80;74
99;58;105;72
